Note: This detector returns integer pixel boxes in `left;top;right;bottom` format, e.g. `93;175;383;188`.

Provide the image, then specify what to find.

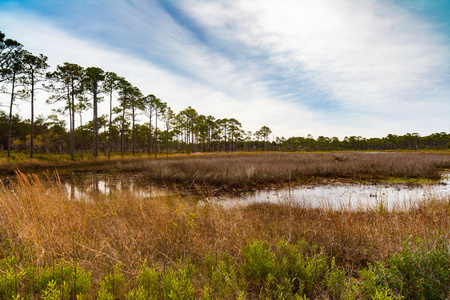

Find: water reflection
218;181;450;210
57;174;173;201
55;173;450;210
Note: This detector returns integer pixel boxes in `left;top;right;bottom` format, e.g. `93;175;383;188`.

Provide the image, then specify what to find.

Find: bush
359;239;450;300
242;239;329;298
204;252;244;299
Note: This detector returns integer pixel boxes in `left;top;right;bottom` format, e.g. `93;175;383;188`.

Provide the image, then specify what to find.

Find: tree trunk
121;108;125;158
191;124;194;154
166;123;169;158
154;112;158;158
79;113;83;158
108;90;112;159
132;106;135;156
70;82;75;161
30;71;35;159
148;113;152;157
68;88;73;160
7;72;16;163
93;84;99;158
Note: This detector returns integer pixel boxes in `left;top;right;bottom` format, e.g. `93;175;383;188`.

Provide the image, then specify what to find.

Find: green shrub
359;265;381;298
371;287;404;300
2;237;449;299
323;257;347;299
97;264;126;300
132;259;196;299
204;252;244;299
135;263;159;298
242;239;277;295
0;256;24;299
276;239;328;298
161;259;196;300
125;285;149;300
41;280;62;300
242;239;328;298
28;260;91;299
359;239;450;300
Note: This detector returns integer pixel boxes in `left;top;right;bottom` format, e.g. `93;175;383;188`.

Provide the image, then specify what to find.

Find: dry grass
114;152;450;192
1;171;450;294
0;156;152;177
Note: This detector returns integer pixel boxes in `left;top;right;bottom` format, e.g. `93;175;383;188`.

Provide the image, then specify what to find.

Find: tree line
2;30;449;160
275;133;450;151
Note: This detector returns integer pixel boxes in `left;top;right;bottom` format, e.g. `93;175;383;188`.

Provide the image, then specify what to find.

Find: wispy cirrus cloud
0;5;320;136
176;0;450;112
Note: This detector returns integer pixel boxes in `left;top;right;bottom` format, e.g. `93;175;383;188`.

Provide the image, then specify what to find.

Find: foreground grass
1;172;450;299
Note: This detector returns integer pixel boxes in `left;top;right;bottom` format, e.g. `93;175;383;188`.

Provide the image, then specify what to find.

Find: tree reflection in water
55;173;450;211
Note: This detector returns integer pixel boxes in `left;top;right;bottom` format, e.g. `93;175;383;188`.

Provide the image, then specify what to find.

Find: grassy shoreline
2;152;450;298
124;152;450;194
2;152;450;194
1;172;450;298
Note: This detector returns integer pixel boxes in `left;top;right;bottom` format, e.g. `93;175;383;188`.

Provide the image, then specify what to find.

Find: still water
54;173;450;210
220;180;450;210
60;173;172;200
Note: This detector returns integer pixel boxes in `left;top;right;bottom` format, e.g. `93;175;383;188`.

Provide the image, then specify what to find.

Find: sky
0;0;449;139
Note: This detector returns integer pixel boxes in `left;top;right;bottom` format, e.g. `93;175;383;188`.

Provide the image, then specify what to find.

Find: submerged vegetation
1;171;450;299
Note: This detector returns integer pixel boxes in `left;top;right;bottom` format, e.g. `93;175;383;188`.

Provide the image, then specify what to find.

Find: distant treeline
275;133;449;151
0;111;448;155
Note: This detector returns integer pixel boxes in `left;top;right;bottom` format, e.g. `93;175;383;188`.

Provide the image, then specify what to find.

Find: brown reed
1;171;450;294
115;152;450;192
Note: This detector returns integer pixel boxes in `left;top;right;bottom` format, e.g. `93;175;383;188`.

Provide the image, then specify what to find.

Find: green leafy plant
0;256;24;299
27;260;91;299
359;239;450;300
161;259;196;300
204;252;244;299
97;264;126;300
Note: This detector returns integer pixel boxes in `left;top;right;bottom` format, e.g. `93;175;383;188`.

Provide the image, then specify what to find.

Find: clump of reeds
1;172;450;298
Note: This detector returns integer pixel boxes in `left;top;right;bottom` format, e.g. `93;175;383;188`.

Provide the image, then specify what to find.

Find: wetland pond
54;172;450;211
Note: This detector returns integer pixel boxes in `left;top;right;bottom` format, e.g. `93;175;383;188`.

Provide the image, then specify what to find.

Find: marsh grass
0;156;151;177
2;152;450;190
116;152;450;192
1;172;450;298
0;151;154;164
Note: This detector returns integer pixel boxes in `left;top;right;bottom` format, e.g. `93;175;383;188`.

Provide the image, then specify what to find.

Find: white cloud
181;0;450;113
1;0;450;139
0;10;323;136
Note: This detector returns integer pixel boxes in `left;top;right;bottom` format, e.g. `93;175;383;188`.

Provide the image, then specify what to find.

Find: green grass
0;239;449;299
375;177;438;184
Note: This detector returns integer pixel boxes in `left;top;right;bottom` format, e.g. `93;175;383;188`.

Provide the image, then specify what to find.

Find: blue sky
1;0;449;139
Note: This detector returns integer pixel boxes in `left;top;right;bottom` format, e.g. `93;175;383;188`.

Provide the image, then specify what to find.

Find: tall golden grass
1;171;449;296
